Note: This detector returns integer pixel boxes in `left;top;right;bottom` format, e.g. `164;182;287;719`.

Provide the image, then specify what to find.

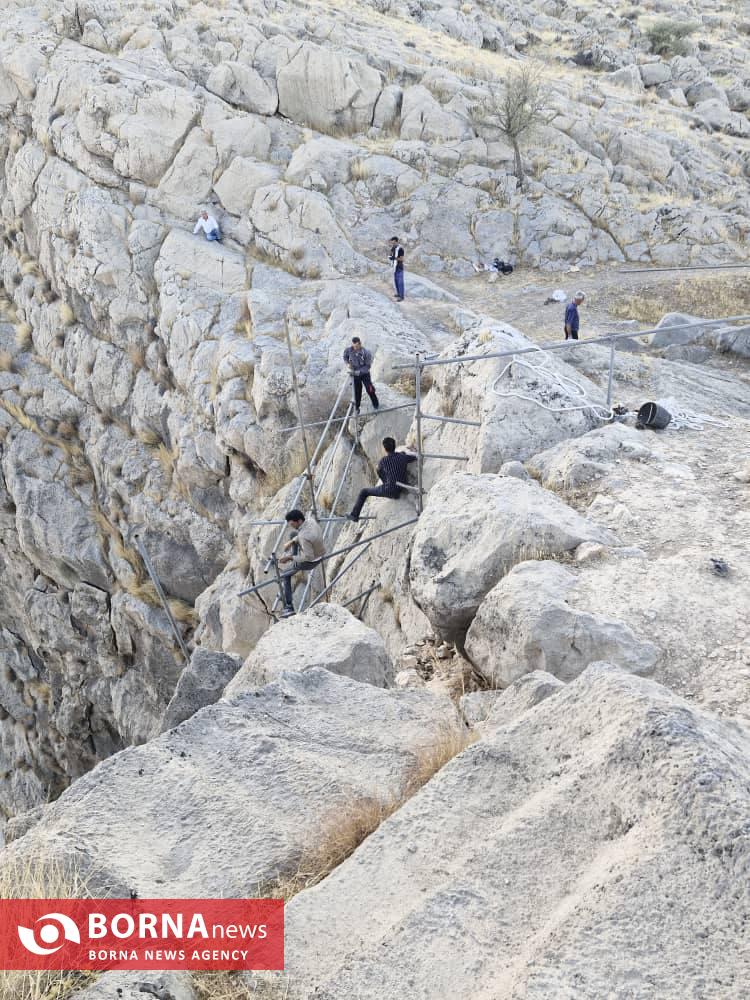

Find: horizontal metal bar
618;263;750;274
393;315;750;371
239;518;419;598
422;453;469;461
421;413;481;427
342;583;381;609
308;544;371;608
248;516;375;526
278;401;416;434
395;481;421;494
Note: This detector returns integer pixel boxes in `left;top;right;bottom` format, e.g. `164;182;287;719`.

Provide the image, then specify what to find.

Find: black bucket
637;402;671;429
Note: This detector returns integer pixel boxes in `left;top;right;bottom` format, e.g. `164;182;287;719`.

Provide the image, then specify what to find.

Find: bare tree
478;66;548;187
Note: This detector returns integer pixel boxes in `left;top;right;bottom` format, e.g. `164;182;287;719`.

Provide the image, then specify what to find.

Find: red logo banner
0;899;284;971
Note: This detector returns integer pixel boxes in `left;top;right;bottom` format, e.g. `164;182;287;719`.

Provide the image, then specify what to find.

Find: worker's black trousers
353;373;379;410
281;561;319;609
350;485;399;521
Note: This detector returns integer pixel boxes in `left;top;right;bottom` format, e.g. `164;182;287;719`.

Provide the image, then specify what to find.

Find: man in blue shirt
564;291;585;340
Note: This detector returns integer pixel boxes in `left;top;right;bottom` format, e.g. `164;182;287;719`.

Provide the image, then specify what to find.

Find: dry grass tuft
192;973;291;1000
128;344;146;370
0;850;98;1000
268;723;473;902
14;323;33;350
611;275;750;325
0;350;15;372
59;303;75;327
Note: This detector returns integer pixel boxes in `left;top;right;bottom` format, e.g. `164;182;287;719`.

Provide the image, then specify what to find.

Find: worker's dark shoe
281;606;295;618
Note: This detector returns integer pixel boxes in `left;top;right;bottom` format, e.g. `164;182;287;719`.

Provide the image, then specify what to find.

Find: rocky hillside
1;0;749;995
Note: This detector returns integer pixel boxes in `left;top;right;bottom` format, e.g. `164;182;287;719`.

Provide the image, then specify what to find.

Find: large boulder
417;327;607;489
0;670;463;897
526;422;653;490
465;561;659;686
160;648;242;731
410;474;615;637
276;42;382;134
225;604;394;694
277;664;750;998
206;62;278;115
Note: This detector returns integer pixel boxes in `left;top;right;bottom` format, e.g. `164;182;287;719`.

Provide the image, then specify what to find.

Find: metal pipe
239;518;419;597
606;338;616;408
392;315;750;371
278;402;416;434
395;481;420;493
308;543;371;608
421;413;482;427
421;453;469;461
284;323;320;523
342;583;381;610
263;376;349;572
618;263;750;274
248;515;375;526
415;353;424;515
132;534;190;665
299;441;358;613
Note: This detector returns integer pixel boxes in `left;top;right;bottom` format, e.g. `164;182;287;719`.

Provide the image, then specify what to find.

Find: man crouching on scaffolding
277;509;325;618
348;437;416;522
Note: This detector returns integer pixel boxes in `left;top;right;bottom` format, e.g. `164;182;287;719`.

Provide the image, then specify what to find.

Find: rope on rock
490;345;614;421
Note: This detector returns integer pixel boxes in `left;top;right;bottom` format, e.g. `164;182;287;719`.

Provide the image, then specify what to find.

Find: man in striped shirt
348;437;417;522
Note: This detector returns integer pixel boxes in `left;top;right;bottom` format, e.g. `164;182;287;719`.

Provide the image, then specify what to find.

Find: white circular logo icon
17;914;81;955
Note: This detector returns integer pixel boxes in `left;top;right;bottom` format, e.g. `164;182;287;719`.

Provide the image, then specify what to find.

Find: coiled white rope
654;398;729;431
490;345;614;421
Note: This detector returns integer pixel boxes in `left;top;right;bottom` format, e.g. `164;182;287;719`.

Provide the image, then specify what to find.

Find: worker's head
351;336;362;348
389;236;399;245
382;437;396;454
285;509;305;530
201;211;208;220
574;291;585;304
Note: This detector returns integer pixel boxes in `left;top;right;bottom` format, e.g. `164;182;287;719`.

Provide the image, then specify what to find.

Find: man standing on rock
278;509;325;617
389;236;405;301
343;336;380;414
193;210;221;242
348;437;416;522
564;291;585;340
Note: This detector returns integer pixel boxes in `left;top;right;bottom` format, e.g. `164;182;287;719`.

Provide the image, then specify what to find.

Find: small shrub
128;344;146;370
0;350;14;372
59;303;75;326
0;849;98;1000
645;19;697;57
14;323;32;350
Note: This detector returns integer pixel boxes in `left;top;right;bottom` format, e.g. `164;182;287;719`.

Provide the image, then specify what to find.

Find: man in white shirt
193;211;221;242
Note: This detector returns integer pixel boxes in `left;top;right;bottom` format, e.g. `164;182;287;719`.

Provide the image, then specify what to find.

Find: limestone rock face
1;669;463;896
465;561;659;686
226;603;394;694
277;43;382;134
410;474;615;637
526;422;653;490
278;664;750;999
160;648;242;731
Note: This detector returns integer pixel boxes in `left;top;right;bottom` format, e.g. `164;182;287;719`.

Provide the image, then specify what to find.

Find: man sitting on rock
564;291;585;340
348;437;416;522
343;335;380;414
193;210;222;242
278;509;325;617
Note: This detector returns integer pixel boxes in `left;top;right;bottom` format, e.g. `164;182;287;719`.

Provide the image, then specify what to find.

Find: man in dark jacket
389;236;405;301
564;291;585;340
343;336;380;413
348;437;416;522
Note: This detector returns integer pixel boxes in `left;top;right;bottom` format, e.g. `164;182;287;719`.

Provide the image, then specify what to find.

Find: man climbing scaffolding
348;437;416;522
277;509;325;617
343;336;380;413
